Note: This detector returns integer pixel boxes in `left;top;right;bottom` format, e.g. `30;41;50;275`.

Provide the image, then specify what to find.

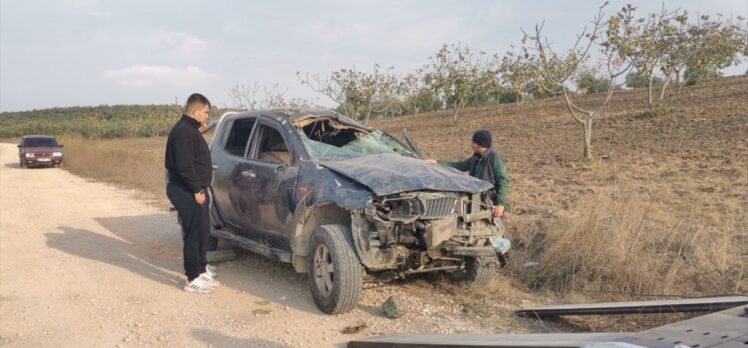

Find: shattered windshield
295;118;416;161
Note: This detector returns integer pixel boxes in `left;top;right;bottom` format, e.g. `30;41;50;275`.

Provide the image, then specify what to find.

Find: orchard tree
296;71;352;116
230;82;319;110
230;82;288;110
613;4;680;108
656;13;746;96
576;64;614;94
679;14;747;89
498;47;537;106
400;72;440;115
524;2;633;160
298;64;399;122
421;43;491;121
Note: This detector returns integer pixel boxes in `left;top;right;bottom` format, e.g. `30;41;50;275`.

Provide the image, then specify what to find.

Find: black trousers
167;182;210;282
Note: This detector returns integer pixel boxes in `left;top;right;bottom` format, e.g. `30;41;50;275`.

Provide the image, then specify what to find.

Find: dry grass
57;136;169;207
513;191;745;296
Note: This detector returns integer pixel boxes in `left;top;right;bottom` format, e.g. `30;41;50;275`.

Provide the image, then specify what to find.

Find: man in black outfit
165;93;220;293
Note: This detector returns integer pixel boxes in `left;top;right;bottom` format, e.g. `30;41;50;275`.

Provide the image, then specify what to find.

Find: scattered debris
342;323;368;334
255;300;271;305
382;295;409;319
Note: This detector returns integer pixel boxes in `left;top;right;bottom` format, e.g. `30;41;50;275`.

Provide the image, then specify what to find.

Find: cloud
101;65;213;87
152;31;208;56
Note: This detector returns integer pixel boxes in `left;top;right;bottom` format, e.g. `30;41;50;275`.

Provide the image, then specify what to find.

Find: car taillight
25;153;34;158
53;152;62;157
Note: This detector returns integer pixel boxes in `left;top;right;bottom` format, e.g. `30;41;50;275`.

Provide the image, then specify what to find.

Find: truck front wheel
307;224;363;314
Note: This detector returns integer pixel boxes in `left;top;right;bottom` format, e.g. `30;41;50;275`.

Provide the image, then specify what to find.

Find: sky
1;0;746;112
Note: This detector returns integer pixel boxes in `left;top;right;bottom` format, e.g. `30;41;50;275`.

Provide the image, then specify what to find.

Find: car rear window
22;137;58;147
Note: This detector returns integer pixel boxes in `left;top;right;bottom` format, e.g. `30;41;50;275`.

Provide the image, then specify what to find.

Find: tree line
276;4;744;125
0;105;184;138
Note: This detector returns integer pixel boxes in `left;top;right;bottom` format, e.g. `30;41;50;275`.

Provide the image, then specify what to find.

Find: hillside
374;75;748;298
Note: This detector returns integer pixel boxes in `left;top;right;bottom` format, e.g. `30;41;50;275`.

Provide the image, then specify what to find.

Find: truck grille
419;196;457;219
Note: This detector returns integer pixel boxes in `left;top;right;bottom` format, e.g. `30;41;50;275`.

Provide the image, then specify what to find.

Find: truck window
251;124;291;165
223;117;256;157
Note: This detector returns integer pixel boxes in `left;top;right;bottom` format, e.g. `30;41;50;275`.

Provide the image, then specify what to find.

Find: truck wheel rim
313;244;334;297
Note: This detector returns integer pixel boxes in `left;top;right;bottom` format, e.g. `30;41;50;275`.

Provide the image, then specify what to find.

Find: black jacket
165;115;212;193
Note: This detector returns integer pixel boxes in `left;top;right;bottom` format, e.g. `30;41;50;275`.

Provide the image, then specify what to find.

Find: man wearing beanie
436;129;510;218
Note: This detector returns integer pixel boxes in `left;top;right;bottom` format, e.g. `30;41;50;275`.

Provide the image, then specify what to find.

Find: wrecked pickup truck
207;108;508;314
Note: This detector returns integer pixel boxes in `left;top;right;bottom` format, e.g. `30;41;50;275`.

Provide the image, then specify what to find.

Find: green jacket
439;148;510;206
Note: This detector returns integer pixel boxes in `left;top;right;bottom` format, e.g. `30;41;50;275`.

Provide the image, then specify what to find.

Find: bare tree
524;2;633;160
298;64;400;123
296;72;353;116
230;82;293;110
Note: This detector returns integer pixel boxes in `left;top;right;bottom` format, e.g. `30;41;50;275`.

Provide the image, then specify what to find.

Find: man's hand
198;124;208;133
493;205;505;218
195;191;206;205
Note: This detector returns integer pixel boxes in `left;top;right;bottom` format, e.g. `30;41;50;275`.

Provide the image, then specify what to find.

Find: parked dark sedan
208;109;508;314
18;135;64;168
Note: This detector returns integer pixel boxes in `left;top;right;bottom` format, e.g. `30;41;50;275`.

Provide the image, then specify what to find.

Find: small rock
382;295;409;319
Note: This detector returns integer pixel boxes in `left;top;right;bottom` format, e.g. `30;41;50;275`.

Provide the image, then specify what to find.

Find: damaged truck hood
319;154;492;196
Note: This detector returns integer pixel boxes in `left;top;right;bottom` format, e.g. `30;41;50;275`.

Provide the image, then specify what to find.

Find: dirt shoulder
0;143;560;348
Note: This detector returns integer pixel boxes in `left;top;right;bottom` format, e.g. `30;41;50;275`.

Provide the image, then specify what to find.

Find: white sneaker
206;264;217;278
184;277;214;294
198;272;221;287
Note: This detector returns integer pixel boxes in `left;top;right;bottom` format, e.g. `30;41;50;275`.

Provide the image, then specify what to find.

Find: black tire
447;257;494;286
306;224;363;314
19;159;25;168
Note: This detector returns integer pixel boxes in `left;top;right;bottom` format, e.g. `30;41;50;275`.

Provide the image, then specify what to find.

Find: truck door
210;116;258;232
241;118;299;248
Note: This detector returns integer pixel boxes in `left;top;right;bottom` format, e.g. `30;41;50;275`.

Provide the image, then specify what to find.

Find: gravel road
0;143;539;347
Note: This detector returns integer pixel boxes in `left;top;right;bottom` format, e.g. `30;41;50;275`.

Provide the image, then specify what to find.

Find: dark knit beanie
472;129;492;148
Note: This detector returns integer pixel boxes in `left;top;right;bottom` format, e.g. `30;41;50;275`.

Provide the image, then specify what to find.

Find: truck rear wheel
307;224;363;314
447;257;494;286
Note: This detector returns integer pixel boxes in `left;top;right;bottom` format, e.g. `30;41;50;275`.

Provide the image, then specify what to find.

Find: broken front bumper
350;191;505;272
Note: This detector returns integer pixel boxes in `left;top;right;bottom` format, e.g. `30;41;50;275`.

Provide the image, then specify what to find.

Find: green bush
625;71;664;89
684;67;723;86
